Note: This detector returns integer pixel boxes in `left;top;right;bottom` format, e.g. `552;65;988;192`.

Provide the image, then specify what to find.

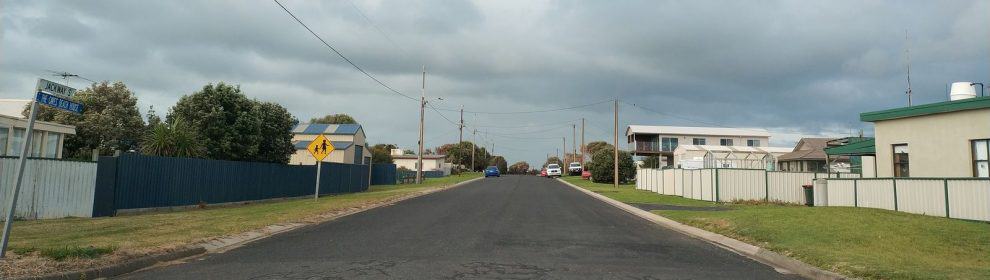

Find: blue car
484;166;500;177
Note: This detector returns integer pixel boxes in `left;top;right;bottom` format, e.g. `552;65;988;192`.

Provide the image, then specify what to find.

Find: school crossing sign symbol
307;134;334;161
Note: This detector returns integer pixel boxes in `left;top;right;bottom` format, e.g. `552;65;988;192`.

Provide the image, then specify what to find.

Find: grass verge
1;173;480;277
560;176;715;207
563;176;990;279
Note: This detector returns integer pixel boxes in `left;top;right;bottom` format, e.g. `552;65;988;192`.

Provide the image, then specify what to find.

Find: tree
403;149;415;155
508;161;530;174
544;156;563;167
146;105;163;128
141;118;205;158
253;102;297;163
310;113;357;124
30;81;146;159
167;82;295;162
370;144;396;164
587;149;635;184
489;156;508;173
585;141;615;156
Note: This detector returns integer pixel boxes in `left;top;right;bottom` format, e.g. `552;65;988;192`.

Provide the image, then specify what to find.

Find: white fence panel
681;170;692;197
857;180;896;210
717;169;765;201
767;172;816;204
896;180;947;217
663;169;675;195
0;158;98;220
947;180;990;221
700;169;713;201
826;180;856;206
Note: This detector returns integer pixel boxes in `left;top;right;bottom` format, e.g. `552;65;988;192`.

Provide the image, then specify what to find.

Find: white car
567;162;582;175
546;164;562;178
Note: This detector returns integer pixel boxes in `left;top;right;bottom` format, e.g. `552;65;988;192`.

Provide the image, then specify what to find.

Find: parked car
484;166;500;177
546;164;562;178
581;170;591;180
539;168;547;177
568;162;582;175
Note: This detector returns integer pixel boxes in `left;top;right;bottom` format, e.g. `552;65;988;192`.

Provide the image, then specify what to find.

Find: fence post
943;179;950;218
892;178;898;211
853;179;858;207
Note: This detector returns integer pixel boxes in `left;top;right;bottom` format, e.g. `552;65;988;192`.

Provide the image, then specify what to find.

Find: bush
587;149;635;184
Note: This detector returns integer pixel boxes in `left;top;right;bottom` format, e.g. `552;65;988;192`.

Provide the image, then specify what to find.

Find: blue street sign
35;91;84;114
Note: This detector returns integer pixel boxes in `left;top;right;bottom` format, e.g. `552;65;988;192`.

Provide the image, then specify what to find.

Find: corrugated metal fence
370;164;397;185
821;178;990;221
636;168;860;204
92;154;370;216
0;157;98;220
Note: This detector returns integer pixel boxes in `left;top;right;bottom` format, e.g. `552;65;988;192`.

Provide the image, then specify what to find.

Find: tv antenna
904;30;913;106
44;69;97;83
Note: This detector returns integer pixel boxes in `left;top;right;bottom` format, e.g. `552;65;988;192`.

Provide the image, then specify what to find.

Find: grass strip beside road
1;173;480;277
564;176;990;280
560;176;715;207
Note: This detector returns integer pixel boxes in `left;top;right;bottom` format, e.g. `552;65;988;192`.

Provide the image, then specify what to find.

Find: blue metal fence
92;154;370;215
370;164;397;185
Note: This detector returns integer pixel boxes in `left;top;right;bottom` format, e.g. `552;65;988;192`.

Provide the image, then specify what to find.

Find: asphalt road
120;175;797;279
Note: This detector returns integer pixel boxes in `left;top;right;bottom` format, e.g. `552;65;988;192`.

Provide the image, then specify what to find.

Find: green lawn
5;173;480;260
562;176;990;279
560;176;715;207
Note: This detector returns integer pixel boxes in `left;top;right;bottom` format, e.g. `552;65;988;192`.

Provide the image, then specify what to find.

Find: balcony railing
636;142;660;152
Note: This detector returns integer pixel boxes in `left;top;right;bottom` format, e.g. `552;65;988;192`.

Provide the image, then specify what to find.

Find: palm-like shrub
141;118;205;158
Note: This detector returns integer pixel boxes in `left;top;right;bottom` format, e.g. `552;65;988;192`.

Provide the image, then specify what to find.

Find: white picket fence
636;168;856;204
0;158;98;220
819;178;990;221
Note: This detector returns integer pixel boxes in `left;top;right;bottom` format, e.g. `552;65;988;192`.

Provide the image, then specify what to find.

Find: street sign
36;91;84;114
306;134;334;161
36;78;77;98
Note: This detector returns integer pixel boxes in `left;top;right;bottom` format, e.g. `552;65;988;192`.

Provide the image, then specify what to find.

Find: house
390;149;450;175
778;138;850;172
0;99;76;159
858;90;989;178
289;123;371;165
627;125;772;167
670;144;792;170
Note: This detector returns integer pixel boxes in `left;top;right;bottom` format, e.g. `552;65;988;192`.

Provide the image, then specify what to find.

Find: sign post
1;79;82;258
306;134;334;201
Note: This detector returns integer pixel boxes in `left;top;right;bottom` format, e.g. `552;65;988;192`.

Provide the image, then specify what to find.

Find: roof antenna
904;30;913;106
44;69;97;83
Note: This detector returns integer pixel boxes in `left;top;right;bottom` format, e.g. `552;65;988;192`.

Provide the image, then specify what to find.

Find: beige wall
288;127;369;165
638;134;770;147
394;157;444;171
0;114;74;159
874;109;990;177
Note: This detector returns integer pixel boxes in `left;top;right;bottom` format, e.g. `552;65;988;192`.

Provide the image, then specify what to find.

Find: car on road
484;166;500;177
581;170;592;180
546;164;562;178
539;168;547;177
567;162;582;175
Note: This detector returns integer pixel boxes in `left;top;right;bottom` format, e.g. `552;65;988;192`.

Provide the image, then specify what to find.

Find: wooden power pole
416;66;426;184
613;99;619;188
581;118;585;164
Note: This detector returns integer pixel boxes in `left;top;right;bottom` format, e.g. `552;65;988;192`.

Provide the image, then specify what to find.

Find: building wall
290;146;358;165
393;157;444;171
632;133;770;150
874;109;990;177
0;114;74;159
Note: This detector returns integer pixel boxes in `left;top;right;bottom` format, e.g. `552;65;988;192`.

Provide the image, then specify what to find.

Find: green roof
825;138;875;156
860;96;990;122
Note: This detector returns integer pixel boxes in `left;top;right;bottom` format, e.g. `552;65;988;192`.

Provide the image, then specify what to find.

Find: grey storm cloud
1;0;988;166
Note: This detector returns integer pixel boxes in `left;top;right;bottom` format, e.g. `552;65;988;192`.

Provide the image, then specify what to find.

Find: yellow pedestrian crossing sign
307;134;334;161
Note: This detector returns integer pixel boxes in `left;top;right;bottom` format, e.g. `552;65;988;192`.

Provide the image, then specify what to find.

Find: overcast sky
2;0;988;166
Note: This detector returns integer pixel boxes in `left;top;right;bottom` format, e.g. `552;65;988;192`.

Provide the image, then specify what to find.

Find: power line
273;0;418;102
621;100;842;137
436;99;614;115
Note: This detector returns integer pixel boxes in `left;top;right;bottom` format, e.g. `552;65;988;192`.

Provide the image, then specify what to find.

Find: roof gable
293;123;364;135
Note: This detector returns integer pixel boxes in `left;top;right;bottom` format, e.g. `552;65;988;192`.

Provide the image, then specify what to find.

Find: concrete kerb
14;176;484;280
556;178;850;280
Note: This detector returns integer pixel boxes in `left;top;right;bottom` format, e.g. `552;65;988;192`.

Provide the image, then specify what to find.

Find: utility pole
416;66;426;184
581;118;585;165
572;124;577;163
1;100;38;258
459;105;464;143
613;99;619;188
562;137;566;163
471;129;476;172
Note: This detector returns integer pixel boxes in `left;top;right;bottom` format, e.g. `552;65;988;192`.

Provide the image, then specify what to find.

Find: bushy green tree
370;144;396;164
30;81;146;159
489;156;508;173
642;155;661;168
167;82;295;163
587;149;635;184
437;141;492;171
310;113;357;124
141;118;205;158
508;161;530;174
585;141;615;156
544;156;563;167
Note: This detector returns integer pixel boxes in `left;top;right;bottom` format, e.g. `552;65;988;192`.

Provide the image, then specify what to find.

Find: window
692;138;706;145
661;137;678;151
0;126;8;156
893;144;909;177
45;132;60;158
747;139;760;147
8;128;24;156
719;139;733;146
30;131;43;157
974;139;989;178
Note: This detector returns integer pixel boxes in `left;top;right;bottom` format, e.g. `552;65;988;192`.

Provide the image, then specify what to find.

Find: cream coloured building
288;123;371;165
0;99;76;159
861;95;989;178
627;125;772;167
